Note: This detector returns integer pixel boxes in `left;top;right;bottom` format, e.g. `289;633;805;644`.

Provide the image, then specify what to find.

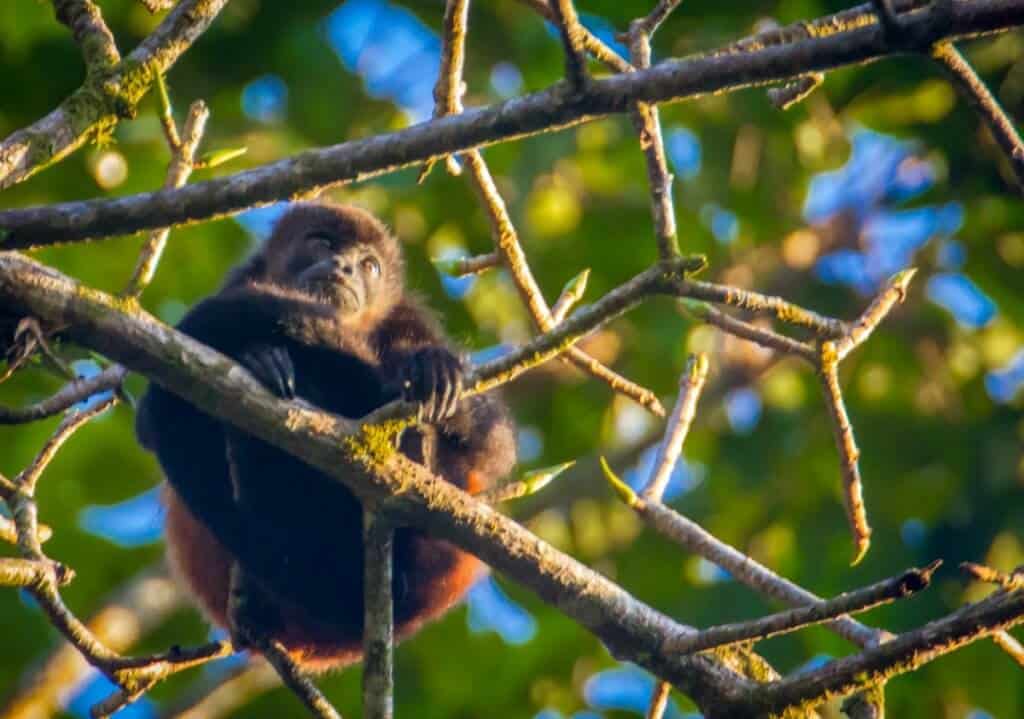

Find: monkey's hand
400;347;464;424
239;344;295;399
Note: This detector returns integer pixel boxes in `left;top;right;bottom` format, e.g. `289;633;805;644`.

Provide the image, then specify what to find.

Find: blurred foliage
2;1;1024;717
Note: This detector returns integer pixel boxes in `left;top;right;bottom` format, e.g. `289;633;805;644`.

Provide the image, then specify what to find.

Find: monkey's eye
305;232;333;251
361;257;381;277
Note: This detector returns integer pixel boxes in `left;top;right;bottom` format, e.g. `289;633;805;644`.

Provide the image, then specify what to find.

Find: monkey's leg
227;562;283;650
224;431;284;650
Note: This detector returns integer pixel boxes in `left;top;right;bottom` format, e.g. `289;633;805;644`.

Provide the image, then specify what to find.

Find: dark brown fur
137;203;516;669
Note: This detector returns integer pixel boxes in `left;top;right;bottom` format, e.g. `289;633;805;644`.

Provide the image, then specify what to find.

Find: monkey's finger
244;348;290;399
446;365;464;419
270;347;296;399
439;359;461;420
242;351;275;392
262;353;290;398
424;355;442;423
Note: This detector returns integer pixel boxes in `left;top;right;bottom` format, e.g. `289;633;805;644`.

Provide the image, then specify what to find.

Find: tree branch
52;0;121;74
0;365;125;425
641;353;707;501
4;0;1020;246
740;584;1024;715
932;41;1024;192
600;465;885;649
123;99;210;298
362;513;394;719
663;561;941;655
548;0;589;90
0;0;228;189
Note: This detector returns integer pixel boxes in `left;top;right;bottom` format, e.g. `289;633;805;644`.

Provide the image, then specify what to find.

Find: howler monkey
135;203;516;670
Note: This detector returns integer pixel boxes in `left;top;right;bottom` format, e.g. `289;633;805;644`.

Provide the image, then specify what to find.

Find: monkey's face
260;203;404;320
291;234;386;316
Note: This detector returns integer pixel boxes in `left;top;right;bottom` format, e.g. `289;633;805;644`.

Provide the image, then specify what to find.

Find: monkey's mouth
304;276;360;310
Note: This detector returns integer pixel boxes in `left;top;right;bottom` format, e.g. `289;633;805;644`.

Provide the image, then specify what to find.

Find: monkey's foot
227;563;282;651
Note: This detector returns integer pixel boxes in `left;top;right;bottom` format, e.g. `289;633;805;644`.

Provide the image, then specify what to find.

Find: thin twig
633;0;684;37
91;642;234;718
684;279;848;338
363;257;702;425
433;252;500;277
933;42;1024;192
601;462;885;649
462;151;666;416
645;680;672;719
664;560;941;654
818;269;916;565
259;641;342;719
363;513;394;719
962;561;1024;591
641;353;708;501
992;630;1024;669
0;365;125;425
832;269;916;361
818;352;870;566
680;299;817;362
3;564;186;719
421;0;470;178
767;73;824;110
124;100;210;298
519;0;632;73
428;1;667;417
427;3;666;416
625;0;683;258
154;70;181;149
548;0;589;90
16;397;118;494
52;0;121;73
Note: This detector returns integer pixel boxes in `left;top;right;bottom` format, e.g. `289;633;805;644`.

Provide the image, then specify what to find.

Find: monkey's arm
136;285;320;555
374;300;517;485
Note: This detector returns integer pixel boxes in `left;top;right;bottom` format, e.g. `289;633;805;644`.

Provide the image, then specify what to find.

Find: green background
1;1;1023;716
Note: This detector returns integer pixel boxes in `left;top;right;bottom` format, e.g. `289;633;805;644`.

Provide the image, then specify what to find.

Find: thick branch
4;0;1021;246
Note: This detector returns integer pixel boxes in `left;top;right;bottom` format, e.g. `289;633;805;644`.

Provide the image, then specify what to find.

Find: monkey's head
256;203;404;321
